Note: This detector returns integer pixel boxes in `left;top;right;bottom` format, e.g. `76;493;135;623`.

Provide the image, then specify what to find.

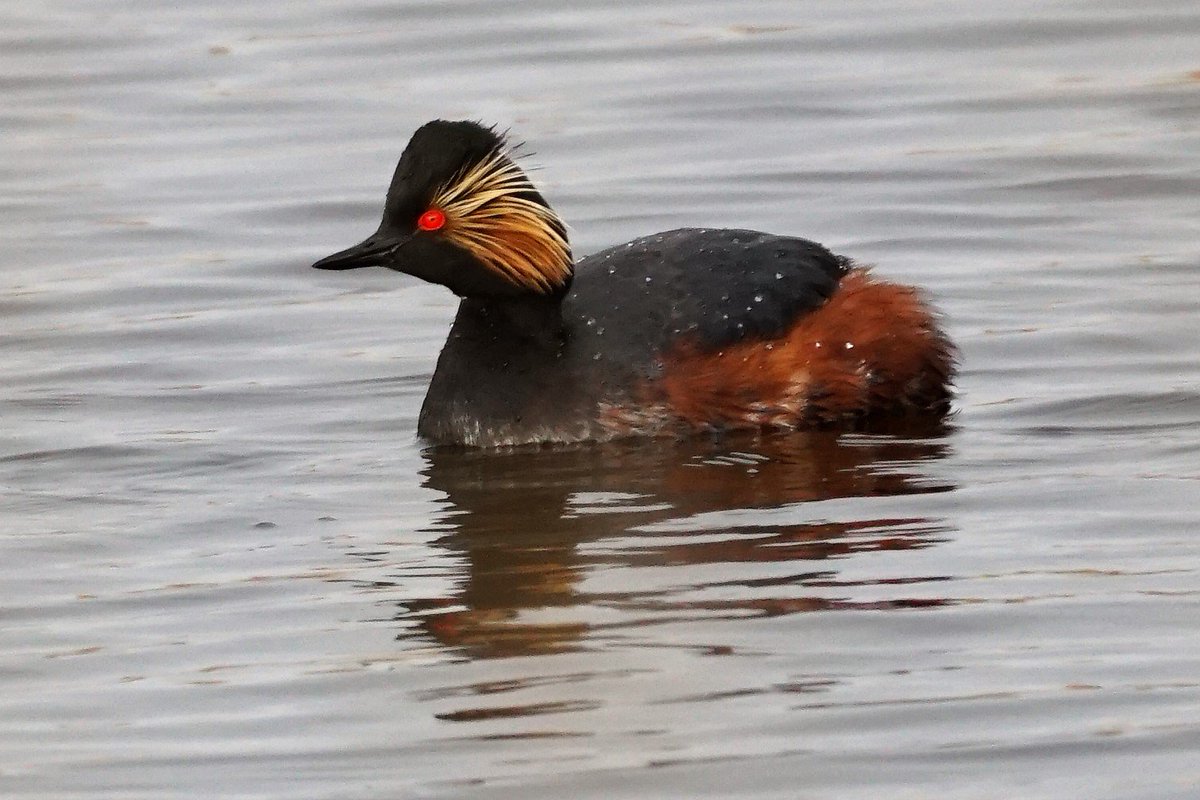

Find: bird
313;120;955;447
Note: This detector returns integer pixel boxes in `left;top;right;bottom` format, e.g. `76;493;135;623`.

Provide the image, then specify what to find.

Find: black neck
454;294;567;350
418;292;582;444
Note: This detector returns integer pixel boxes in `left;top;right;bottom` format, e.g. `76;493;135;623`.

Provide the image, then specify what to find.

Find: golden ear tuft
431;150;572;293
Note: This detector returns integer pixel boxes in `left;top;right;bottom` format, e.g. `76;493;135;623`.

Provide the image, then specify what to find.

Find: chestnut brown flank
645;268;953;431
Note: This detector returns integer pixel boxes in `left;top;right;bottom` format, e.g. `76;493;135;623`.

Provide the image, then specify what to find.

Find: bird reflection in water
369;424;956;660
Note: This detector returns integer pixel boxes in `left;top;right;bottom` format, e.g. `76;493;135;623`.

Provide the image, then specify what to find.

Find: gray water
3;2;1200;798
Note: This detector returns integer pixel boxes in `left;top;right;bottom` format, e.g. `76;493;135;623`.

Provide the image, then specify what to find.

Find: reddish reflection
377;423;956;659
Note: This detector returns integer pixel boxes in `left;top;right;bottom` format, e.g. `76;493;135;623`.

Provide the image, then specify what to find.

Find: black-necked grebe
313;120;954;447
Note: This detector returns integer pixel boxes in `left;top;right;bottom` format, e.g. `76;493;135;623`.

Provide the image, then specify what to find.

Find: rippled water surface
4;2;1200;798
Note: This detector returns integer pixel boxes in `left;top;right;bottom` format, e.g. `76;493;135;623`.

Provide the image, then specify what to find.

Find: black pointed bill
312;230;411;271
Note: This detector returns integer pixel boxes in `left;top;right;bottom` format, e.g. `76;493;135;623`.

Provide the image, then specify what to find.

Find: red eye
417;208;446;231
